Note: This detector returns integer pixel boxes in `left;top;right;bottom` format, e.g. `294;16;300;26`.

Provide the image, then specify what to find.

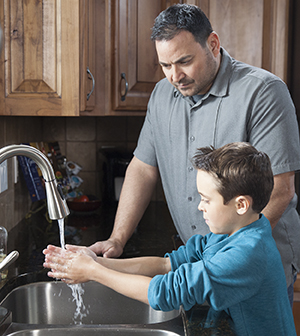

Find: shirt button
188;167;193;172
190;136;195;142
188;197;192;201
191;225;197;230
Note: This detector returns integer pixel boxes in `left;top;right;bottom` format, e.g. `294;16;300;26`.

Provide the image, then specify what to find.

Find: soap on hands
65;244;97;260
43;245;96;284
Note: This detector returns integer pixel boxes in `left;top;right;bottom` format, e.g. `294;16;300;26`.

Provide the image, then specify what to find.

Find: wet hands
43;244;96;284
65;244;97;260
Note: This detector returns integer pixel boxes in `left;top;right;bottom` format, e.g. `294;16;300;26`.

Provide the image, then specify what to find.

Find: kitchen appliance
100;147;132;203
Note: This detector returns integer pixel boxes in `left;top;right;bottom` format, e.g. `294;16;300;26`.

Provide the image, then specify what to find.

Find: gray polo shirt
134;48;300;286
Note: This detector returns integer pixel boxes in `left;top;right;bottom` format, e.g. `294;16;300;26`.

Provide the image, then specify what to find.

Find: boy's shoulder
203;215;273;255
186;216;275;262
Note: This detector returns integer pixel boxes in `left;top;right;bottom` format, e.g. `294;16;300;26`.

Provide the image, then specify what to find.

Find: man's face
155;30;220;96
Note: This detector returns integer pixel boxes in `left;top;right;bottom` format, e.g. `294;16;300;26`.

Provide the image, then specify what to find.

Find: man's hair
151;4;213;47
192;142;274;213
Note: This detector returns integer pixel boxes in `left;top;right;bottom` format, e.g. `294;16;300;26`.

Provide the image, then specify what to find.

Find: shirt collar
208;47;233;98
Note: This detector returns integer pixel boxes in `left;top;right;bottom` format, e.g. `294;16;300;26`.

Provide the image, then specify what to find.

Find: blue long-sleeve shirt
148;215;296;335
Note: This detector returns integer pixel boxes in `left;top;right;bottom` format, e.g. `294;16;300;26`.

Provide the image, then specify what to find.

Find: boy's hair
192;142;274;213
151;4;213;48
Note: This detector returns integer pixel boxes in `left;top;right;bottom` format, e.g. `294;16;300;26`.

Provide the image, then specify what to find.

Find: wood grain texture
1;0;81;116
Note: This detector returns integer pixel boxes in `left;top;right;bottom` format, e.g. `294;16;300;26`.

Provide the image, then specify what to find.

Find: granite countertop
0;200;235;335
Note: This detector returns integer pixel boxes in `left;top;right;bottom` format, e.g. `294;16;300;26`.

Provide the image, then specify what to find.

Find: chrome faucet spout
0;251;19;272
0;144;70;220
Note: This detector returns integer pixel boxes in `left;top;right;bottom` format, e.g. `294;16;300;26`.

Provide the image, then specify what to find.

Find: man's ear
207;31;220;57
235;195;252;215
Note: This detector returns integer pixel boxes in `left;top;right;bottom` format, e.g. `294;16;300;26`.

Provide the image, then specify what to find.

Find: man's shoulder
231;58;284;86
214;48;286;97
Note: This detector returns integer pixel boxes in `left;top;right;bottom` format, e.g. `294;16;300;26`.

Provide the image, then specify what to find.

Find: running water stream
58;218;89;324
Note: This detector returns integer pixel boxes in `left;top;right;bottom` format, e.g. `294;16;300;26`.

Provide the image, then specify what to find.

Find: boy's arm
64;244;171;276
91;262;152;304
97;255;171;277
43;245;171;304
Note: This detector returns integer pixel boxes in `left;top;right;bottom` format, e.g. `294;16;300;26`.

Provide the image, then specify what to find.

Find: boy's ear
235;195;252;215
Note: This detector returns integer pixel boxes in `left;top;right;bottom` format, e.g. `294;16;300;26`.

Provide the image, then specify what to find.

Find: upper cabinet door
109;0;180;114
111;0;163;113
189;0;290;82
80;0;96;113
0;0;81;116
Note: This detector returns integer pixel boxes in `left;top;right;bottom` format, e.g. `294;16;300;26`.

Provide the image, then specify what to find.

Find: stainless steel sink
0;278;185;336
0;281;179;325
2;326;182;336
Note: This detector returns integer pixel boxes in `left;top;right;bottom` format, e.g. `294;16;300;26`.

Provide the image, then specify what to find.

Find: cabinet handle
87;66;95;101
120;72;128;101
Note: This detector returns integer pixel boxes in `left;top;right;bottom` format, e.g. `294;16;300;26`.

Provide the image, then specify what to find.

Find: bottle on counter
0;226;8;279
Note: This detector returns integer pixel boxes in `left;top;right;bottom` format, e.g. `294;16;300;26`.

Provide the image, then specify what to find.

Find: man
90;4;300;305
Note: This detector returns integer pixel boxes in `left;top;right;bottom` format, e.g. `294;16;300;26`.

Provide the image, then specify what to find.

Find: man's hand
89;238;124;258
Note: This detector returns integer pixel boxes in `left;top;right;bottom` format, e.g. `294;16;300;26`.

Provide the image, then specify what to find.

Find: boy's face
196;170;240;236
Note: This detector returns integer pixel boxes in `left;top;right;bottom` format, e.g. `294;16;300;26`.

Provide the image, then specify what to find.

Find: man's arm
89;156;159;257
262;171;295;229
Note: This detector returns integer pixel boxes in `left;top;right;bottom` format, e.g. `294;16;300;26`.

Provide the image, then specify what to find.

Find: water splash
58;218;88;324
69;283;89;324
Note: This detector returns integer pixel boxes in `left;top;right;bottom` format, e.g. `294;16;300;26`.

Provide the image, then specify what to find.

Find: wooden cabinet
96;0;179;116
80;0;96;113
0;0;291;116
186;0;290;82
93;0;290;116
0;0;95;116
111;0;173;114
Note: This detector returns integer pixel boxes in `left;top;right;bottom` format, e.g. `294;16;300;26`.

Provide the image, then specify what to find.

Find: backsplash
0;115;165;232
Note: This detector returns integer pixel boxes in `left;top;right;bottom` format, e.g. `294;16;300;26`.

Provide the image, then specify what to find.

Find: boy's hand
43;245;97;284
65;244;97;260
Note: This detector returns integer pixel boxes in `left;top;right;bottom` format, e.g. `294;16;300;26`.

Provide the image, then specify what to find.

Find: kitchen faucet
0;144;70;220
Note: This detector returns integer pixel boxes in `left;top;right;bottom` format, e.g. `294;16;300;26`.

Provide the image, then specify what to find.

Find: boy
43;142;296;335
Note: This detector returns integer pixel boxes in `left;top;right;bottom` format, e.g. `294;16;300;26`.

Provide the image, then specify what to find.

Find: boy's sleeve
148;237;266;312
165;234;208;271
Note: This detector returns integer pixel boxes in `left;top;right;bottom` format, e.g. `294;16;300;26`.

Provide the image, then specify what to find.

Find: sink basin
0;281;180;325
2;326;182;336
0;273;186;336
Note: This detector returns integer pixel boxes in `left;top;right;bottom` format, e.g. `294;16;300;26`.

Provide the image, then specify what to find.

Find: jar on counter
0;226;8;279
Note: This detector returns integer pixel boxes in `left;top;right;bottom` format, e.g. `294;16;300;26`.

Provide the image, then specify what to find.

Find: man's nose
171;65;184;83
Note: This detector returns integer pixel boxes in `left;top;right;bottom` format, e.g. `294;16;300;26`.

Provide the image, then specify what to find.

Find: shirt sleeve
133;89;158;167
148;235;267;312
248;78;300;175
165;234;210;271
